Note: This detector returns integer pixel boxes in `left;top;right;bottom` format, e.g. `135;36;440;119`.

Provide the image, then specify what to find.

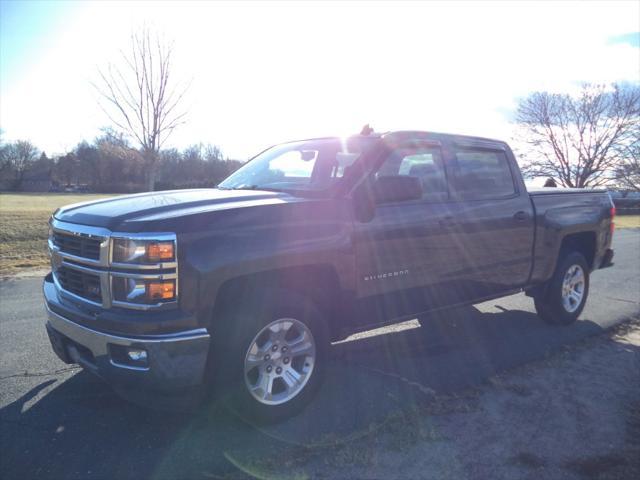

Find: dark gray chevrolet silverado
44;130;615;421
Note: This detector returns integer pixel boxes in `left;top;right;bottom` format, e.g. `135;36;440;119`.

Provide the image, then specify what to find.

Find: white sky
1;0;639;160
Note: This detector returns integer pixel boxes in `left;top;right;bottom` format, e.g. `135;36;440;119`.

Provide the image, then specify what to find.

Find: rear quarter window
450;149;515;200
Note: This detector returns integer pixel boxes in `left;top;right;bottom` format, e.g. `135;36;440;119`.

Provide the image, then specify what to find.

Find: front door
353;141;462;325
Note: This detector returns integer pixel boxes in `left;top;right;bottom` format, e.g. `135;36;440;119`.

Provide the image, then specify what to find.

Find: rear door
440;140;535;299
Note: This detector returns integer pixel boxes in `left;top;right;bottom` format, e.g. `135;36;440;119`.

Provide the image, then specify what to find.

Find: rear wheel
534;251;590;325
211;289;328;424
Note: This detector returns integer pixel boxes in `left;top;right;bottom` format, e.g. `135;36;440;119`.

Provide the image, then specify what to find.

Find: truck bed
527;188;612;285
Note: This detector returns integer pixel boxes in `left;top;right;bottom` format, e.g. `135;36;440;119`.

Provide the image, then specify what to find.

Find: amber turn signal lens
145;281;175;301
146;242;174;261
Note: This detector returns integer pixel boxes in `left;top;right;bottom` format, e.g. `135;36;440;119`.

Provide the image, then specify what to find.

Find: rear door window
449;149;515;200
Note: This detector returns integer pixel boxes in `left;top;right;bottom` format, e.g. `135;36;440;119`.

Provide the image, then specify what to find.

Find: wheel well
560;232;596;269
212;265;343;336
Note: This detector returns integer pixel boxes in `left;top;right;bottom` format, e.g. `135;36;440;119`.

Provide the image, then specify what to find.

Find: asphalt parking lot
1;230;639;480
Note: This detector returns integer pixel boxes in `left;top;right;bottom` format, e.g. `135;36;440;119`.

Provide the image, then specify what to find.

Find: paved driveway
1;230;638;479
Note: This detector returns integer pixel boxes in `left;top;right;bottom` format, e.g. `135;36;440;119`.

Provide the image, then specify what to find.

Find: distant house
20;167;53;192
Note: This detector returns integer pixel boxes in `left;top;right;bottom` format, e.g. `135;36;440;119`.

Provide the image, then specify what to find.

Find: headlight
110;234;177;308
112;277;176;304
112;238;175;264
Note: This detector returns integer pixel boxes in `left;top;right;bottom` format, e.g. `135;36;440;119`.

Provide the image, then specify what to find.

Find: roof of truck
288;130;508;146
380;130;508;145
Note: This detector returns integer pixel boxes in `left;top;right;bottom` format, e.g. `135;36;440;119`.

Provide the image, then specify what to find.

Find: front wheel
243;317;317;407
534;251;590;325
211;289;328;424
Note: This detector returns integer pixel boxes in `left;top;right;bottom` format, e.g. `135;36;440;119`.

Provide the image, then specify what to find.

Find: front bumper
44;276;211;402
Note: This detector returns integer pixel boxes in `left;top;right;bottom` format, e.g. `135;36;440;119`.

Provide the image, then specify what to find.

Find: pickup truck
44;130;615;422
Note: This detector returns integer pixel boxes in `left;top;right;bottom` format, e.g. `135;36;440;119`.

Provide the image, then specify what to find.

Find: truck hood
54;188;299;230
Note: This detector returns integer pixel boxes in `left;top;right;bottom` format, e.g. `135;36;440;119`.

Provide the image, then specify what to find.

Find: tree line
0;129;243;193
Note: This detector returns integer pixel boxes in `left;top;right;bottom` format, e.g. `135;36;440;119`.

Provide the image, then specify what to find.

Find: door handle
513;211;529;221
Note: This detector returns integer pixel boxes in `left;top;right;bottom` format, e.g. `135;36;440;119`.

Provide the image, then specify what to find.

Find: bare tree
94;29;188;190
513;83;640;188
614;126;640;191
0;130;10;173
3;140;39;190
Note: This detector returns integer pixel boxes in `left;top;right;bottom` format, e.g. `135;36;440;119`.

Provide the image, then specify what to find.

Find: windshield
218;137;376;192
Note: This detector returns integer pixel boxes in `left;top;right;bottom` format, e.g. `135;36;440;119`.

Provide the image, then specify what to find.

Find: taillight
610;206;616;235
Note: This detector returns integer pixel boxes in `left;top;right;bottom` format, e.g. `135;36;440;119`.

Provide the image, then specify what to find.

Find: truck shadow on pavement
1;305;612;480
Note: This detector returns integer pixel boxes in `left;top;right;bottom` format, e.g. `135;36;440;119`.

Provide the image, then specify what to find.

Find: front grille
53;231;102;260
55;265;102;303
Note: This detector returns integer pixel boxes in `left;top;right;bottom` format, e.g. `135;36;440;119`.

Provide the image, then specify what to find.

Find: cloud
608;32;640;48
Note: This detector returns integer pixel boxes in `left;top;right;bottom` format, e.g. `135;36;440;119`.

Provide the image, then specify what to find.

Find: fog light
109;344;149;369
127;349;147;361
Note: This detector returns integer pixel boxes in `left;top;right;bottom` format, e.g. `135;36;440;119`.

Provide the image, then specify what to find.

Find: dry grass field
616;215;640;229
0;193;114;276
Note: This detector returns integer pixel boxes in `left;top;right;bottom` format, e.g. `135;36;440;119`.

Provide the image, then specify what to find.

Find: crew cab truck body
43;131;614;420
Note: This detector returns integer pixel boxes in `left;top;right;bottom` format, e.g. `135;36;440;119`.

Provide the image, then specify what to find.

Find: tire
534;251;590;325
210;288;328;424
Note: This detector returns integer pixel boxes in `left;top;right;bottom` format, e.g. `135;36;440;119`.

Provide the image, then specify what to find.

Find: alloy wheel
244;318;316;406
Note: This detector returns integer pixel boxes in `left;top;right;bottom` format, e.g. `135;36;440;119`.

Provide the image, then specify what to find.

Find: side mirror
373;175;422;204
352;175;423;223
